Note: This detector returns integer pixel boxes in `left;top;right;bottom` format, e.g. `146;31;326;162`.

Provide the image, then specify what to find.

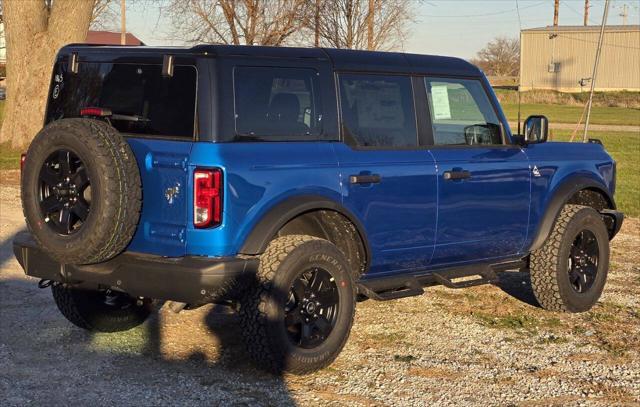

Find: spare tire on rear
21;118;141;265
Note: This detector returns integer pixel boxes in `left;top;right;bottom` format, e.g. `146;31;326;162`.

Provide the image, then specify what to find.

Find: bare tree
470;37;520;77
167;0;311;46
313;0;415;51
0;0;94;148
91;0;118;30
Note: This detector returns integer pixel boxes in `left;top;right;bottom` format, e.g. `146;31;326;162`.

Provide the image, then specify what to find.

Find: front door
422;77;531;266
334;73;437;275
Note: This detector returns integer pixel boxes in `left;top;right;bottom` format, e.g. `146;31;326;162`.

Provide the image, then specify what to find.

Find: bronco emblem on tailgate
165;182;181;204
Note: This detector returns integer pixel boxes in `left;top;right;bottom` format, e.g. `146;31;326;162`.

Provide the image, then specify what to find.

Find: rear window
233;66;323;141
46;62;197;139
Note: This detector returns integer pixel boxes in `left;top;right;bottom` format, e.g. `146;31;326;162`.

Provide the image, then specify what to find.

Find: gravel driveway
1;171;639;406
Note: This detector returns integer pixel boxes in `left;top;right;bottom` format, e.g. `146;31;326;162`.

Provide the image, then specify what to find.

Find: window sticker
431;85;451;120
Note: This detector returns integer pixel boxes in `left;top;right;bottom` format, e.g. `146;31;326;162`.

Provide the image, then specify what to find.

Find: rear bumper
12;232;258;304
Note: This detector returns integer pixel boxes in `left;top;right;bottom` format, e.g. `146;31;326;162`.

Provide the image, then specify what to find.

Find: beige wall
519;29;640;92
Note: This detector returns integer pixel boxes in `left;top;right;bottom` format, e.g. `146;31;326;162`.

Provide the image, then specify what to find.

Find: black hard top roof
59;44;482;77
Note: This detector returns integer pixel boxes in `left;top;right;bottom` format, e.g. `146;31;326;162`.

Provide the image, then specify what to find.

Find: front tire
530;204;610;313
239;235;356;375
52;284;153;332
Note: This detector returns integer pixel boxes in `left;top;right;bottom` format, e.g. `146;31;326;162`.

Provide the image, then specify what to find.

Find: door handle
443;170;471;181
349;174;381;184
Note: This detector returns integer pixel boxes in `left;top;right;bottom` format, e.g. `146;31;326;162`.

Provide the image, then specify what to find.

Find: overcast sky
126;0;640;59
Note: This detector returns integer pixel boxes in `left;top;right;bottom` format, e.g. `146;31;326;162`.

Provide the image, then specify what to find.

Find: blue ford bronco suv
14;44;623;374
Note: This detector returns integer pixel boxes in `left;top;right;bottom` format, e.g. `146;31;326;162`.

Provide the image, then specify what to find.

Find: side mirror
523;115;549;143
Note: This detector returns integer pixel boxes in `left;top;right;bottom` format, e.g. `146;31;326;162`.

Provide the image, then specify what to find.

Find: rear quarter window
46;62;197;139
233;66;324;141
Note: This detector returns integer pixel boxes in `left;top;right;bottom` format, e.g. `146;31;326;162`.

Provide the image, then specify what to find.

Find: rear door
120;63;200;256
334;73;437;275
46;58;200;256
422;77;530;265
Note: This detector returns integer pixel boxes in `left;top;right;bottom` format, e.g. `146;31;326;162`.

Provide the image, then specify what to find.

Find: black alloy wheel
284;267;340;349
530;204;610;313
22;119;141;264
38;149;91;235
239;235;356;374
568;230;599;293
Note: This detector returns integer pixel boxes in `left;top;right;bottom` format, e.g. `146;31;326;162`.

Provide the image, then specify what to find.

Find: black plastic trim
600;209;624;239
529;176;616;251
238;195;371;267
13;233;257;304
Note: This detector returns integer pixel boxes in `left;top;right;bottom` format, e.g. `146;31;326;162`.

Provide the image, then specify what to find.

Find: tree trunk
0;0;94;148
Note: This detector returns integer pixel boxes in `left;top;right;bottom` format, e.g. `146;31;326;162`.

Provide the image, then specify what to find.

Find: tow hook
38;279;53;289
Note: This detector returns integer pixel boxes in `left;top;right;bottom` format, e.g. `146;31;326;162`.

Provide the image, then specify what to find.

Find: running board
357;260;523;302
357;279;424;301
431;268;498;289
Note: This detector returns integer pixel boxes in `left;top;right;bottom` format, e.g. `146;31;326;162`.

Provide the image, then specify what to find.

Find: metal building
519;25;640;92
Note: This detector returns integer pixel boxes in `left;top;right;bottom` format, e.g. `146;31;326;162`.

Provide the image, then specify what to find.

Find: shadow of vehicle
493;270;541;308
0;232;297;406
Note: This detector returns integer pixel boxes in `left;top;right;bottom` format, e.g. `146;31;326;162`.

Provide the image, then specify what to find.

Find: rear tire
52;284;152;332
21;119;141;265
239;235;356;375
530;204;610;313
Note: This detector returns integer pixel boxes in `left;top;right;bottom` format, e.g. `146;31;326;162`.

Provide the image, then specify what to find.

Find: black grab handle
443;170;471;181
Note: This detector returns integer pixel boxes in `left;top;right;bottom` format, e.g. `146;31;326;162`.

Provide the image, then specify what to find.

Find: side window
425;78;503;146
338;74;417;148
234;66;322;140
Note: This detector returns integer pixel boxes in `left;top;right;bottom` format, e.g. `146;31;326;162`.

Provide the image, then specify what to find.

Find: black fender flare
529;175;615;251
238;195;371;265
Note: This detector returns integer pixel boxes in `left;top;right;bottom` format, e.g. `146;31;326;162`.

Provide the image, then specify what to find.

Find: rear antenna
517;84;521;136
515;0;522;136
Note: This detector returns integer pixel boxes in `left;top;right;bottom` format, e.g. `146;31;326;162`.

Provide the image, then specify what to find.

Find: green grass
0;101;21;169
0;141;22;170
550;130;640;217
494;89;640;109
502;103;640;126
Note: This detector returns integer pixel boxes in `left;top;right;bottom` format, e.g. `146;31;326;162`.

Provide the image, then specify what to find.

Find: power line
555;32;640;50
422;1;546;18
564;0;600;25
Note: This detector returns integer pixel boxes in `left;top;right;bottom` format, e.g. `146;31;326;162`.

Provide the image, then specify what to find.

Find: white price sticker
431;85;451;120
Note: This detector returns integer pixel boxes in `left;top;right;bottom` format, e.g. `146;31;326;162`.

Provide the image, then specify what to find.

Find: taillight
194;169;222;228
80;107;112;117
20;153;26;172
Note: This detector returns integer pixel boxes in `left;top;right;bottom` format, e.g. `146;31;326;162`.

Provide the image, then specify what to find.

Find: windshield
46;61;197;139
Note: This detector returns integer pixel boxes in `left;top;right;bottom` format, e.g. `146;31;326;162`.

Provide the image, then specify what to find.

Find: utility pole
583;0;610;142
367;0;375;50
314;0;320;47
584;0;589;26
619;4;628;25
120;0;126;45
553;0;560;26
